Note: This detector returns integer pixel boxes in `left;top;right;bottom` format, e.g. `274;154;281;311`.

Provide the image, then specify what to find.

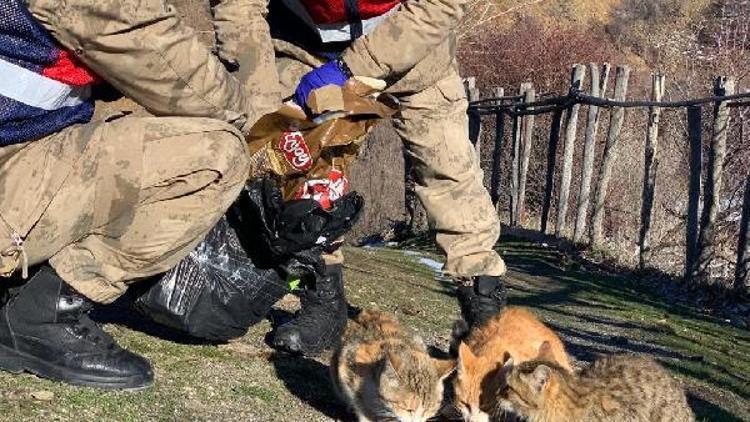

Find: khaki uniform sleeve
212;0;282;120
25;0;253;133
342;0;467;79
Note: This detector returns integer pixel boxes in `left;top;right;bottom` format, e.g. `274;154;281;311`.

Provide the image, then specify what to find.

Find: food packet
245;77;399;209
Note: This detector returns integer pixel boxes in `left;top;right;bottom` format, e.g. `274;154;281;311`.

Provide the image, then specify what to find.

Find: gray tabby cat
494;354;694;422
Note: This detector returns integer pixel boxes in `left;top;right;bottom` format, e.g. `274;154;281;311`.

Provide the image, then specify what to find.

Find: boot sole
0;343;153;391
271;337;327;357
271;319;346;357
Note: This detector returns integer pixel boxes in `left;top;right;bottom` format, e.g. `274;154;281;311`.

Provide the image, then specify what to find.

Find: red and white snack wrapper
245;78;398;203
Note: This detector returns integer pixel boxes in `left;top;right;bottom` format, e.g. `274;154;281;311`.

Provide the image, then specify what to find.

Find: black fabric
344;0;364;40
235;178;364;276
135;216;289;342
269;0;353;54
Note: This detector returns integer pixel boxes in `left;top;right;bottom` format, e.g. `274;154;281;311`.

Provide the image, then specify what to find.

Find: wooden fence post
736;175;750;292
638;74;666;270
696;76;736;282
466;77;482;158
509;85;525;225
591;65;631;247
574;63;611;243
685;106;703;282
556;64;587;236
541;110;564;234
490;87;505;208
515;83;536;226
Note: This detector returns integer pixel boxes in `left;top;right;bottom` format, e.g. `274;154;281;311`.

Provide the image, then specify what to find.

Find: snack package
246;78;398;209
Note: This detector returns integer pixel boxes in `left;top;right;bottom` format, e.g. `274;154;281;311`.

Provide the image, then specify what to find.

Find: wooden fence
464;65;750;291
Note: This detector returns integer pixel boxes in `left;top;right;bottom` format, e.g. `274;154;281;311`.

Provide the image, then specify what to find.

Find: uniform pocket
435;72;468;103
0;124;101;278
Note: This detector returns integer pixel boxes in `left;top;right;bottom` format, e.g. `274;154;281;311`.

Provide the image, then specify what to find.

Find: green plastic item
288;278;301;292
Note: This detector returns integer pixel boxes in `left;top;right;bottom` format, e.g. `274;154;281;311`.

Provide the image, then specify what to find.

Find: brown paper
307;85;345;115
245;79;399;207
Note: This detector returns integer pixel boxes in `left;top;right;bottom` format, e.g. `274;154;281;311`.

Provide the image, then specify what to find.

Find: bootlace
69;314;117;349
58;295;116;348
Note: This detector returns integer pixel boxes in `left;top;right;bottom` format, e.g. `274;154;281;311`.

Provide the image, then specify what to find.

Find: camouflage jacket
20;0;466;132
22;0;269;134
0;0;273;277
216;0;469;81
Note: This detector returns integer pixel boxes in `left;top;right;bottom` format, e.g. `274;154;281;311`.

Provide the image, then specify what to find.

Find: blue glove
294;60;350;112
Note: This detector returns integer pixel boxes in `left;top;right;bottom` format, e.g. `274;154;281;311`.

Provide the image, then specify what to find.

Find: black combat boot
0;266;153;389
456;275;508;329
271;264;347;356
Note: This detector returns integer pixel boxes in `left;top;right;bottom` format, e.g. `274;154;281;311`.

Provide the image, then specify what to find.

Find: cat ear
502;351;512;364
386;351;404;374
380;353;401;383
458;342;475;361
432;358;457;381
525;365;552;393
457;342;475;374
537;341;556;363
496;353;514;374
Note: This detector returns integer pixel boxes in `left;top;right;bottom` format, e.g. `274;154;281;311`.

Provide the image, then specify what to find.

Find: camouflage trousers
0;117;250;303
274;40;506;278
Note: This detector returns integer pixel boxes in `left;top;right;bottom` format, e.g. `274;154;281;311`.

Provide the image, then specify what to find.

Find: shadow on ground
270;353;351;421
687;393;744;422
90;292;218;346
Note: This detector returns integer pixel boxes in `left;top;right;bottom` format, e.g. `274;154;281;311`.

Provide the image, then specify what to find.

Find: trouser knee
188;122;251;199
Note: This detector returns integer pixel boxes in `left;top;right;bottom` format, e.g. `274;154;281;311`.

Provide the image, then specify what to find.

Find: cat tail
449;319;470;357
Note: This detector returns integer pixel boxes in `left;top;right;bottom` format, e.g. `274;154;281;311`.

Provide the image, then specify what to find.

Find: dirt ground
0;238;746;421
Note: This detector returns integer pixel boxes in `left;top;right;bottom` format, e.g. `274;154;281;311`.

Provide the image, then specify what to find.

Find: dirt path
0;241;746;421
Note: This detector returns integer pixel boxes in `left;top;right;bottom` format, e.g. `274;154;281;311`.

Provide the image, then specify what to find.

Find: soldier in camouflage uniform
212;0;509;356
0;0;282;389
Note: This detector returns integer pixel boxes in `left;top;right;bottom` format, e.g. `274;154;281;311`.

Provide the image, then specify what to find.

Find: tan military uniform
215;0;507;278
0;0;280;302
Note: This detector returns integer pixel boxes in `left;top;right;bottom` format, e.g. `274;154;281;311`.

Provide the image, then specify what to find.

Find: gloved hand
294;60;350;111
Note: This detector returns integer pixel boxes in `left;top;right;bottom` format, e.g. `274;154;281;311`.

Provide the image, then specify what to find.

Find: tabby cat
331;309;455;422
494;353;695;422
453;307;572;422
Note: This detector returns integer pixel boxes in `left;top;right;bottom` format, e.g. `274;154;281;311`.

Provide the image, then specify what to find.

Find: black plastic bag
136;179;363;341
135;216;288;342
235;178;364;276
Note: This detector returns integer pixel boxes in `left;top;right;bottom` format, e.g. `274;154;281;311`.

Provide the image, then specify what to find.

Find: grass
495;241;750;421
0;240;746;421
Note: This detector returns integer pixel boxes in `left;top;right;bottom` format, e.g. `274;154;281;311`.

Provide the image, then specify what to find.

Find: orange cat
453;307;572;422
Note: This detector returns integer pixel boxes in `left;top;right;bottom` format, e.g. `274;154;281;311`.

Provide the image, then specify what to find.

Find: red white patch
296;169;349;210
279;131;313;172
42;50;100;86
